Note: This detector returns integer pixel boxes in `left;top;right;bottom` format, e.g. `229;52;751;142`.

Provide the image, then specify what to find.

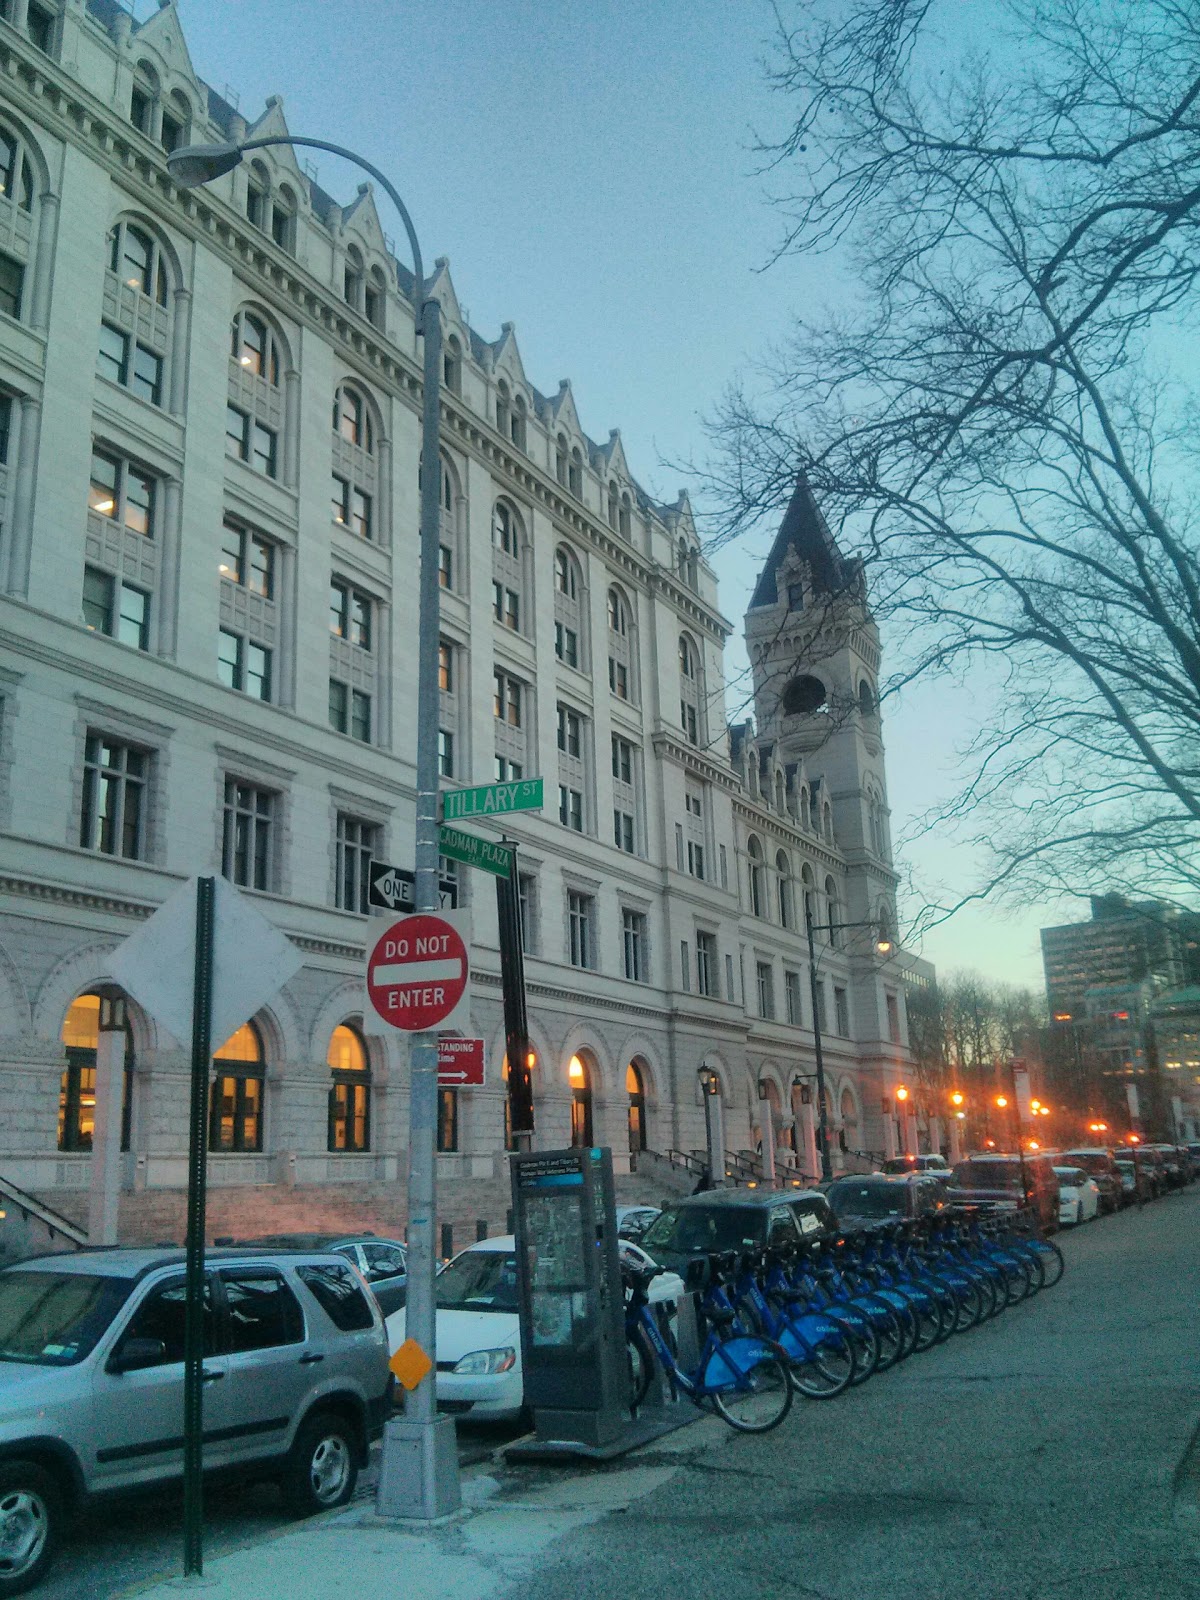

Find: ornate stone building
0;0;923;1239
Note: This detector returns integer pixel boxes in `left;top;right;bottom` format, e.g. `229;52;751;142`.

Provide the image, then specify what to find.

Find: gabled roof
598;429;630;481
341;184;390;255
750;474;848;608
427;257;465;329
129;0;199;84
549;379;583;438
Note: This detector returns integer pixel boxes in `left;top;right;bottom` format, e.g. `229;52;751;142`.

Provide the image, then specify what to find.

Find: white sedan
386;1235;683;1422
1054;1165;1101;1225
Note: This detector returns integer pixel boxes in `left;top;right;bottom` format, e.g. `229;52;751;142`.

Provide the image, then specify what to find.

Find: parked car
879;1154;952;1182
946;1154;1061;1231
384;1235;681;1423
1059;1149;1124;1213
227;1233;408;1316
1141;1144;1185;1189
1053;1166;1100;1225
827;1173;946;1229
0;1246;391;1595
1125;1147;1165;1196
1113;1158;1155;1204
637;1187;838;1280
615;1206;661;1243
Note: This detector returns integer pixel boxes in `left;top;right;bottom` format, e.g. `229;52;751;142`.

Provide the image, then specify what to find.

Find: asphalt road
500;1188;1200;1600
37;1419;525;1600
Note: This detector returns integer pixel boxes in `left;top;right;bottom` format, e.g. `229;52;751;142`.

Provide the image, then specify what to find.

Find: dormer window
619;493;631;540
344;246;365;311
555;433;568;487
787;581;804;610
443;334;462;394
569;446;583;498
608;481;619;529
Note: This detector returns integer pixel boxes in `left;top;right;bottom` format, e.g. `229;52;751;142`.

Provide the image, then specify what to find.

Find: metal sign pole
182;876;215;1577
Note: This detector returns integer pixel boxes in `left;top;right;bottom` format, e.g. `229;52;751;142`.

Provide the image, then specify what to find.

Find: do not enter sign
365;911;470;1034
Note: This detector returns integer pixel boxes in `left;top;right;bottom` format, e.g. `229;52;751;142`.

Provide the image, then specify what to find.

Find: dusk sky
157;0;1072;992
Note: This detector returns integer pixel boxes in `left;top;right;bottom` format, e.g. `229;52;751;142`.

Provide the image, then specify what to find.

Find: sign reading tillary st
442;777;544;823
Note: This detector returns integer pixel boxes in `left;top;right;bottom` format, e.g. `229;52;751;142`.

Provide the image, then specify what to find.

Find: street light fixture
804;904;897;1181
168;134;455;1523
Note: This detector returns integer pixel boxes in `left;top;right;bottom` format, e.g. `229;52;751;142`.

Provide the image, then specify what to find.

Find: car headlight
452;1346;516;1376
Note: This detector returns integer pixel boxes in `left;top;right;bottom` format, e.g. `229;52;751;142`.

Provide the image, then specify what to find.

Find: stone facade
0;0;924;1238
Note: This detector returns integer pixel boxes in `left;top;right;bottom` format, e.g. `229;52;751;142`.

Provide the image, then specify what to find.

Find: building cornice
650;729;739;793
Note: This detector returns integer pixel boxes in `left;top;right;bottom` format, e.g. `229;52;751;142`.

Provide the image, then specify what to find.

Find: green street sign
442;776;544;823
438;825;515;877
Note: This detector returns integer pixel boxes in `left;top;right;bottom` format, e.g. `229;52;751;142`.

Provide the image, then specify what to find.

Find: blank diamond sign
111;876;303;1049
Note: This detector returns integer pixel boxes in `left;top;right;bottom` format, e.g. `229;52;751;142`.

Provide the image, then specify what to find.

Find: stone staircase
32;1149;697;1254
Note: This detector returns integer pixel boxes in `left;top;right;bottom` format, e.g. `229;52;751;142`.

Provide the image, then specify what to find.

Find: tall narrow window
622;909;646;982
209;1022;265;1152
679;634;700;745
335;813;377;914
327;1024;370;1152
696;931;717;997
568;891;594;969
80;733;147;859
746;836;765;918
221;779;275;891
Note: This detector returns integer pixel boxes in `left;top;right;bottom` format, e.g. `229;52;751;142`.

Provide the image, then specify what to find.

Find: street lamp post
168;137;458;1521
805;903;895;1183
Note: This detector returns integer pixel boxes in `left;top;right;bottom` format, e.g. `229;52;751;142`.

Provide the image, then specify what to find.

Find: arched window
492;499;519;556
569;446;583;498
209;1021;264;1152
568;1053;593;1148
228;306;289;482
619;493;632;540
231;310;280;386
607;586;632;702
801;864;816;932
825;876;841;946
554;545;583;668
496;379;510;438
332;382;379;544
271;182;296;253
0;124;34;212
747;835;765;919
607;481;619;530
245;159;271;231
840;1086;859;1153
129;61;158;137
103;218;174;407
679;634;700;745
823;801;834;843
161;89;191;155
677;537;688;576
627;1060;647;1154
800;785;811;832
782;675;828;716
327;1023;370;1152
365;266;387;329
491;497;524;634
859;678;876;719
343;245;365;311
776;851;793;929
555;432;568;487
510;393;527;451
443;333;462;394
108;222;166;306
59;992;133;1154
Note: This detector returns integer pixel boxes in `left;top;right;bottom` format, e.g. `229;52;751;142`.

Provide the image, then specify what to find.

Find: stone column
88;1000;126;1246
282;369;301;487
758;1089;776;1186
928;1115;945;1159
902;1110;919;1157
169;287;192;416
29;190;60;332
6;395;41;597
796;1097;819;1182
157;475;181;658
948;1117;965;1165
882;1107;898;1161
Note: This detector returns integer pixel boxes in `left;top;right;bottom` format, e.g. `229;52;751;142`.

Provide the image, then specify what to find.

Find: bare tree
703;0;1200;925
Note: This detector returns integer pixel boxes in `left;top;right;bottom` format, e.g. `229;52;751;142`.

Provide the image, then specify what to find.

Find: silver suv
0;1247;391;1595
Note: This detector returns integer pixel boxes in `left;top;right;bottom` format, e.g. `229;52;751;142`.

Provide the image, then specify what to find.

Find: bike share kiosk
509;1146;629;1451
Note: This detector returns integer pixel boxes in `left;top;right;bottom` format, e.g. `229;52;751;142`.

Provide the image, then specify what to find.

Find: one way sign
369;863;415;913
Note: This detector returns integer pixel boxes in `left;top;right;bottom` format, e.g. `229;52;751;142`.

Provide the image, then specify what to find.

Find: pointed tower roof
749;474;847;607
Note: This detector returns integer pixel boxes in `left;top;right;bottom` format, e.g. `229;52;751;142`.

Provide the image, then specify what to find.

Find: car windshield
1062;1154;1110;1174
828;1182;907;1219
0;1270;132;1366
950;1161;1023;1192
435;1251;519;1313
641;1205;766;1255
1054;1169;1085;1186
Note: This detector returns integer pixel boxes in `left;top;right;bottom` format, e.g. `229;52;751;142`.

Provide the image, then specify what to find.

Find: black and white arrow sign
368;862;415;912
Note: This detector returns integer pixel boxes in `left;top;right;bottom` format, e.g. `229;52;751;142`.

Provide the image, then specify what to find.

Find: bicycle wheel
707;1337;793;1433
1011;1244;1046;1293
867;1302;906;1370
1027;1237;1064;1287
841;1311;880;1385
626;1326;655;1412
786;1313;857;1399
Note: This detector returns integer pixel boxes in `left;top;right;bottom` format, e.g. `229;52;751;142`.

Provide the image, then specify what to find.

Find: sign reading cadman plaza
442;777;544;822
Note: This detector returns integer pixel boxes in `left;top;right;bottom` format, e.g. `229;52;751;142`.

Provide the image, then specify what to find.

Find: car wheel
0;1460;61;1598
283;1412;358;1517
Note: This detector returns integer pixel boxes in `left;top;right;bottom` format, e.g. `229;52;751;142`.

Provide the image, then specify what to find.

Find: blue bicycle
624;1261;794;1433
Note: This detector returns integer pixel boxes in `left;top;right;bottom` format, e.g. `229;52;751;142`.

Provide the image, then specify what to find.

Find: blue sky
158;0;1067;989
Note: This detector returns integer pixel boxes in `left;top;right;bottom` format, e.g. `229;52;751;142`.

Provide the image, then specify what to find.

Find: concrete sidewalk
119;1425;721;1599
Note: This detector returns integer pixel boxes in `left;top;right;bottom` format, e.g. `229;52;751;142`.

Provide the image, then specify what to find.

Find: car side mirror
108;1336;168;1374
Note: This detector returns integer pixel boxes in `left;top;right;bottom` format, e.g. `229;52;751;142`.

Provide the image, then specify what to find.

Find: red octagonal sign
367;914;469;1032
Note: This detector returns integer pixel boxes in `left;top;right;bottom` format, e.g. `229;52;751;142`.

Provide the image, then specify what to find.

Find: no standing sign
364;910;472;1035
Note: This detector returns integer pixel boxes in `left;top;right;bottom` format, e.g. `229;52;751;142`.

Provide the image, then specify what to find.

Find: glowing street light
995;1094;1009;1110
896;1085;910;1103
